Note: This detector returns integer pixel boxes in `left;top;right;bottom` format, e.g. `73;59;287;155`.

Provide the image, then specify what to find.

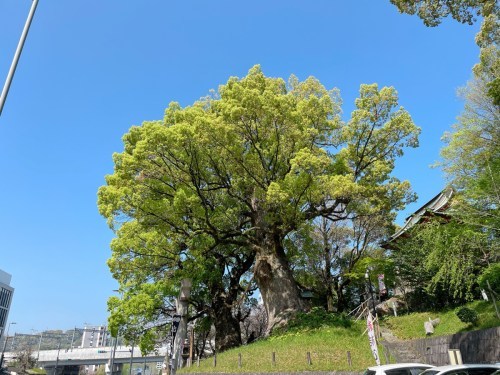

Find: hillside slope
179;301;499;373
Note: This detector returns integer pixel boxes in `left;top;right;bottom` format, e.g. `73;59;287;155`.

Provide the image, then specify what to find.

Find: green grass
180;321;384;373
27;369;47;374
179;300;499;373
381;300;500;340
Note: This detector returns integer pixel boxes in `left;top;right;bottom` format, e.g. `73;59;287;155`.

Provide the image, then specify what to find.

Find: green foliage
290;213;395;313
440;45;499;235
478;263;500;293
487;77;500;105
99;65;420;343
455;306;479;325
27;369;46;374
120;364;132;375
393;219;489;308
2;330;84;352
276;307;352;334
10;346;37;372
389;0;484;26
389;0;499;47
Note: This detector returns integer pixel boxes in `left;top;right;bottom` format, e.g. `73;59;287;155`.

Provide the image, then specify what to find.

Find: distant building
0;269;14;339
81;325;108;348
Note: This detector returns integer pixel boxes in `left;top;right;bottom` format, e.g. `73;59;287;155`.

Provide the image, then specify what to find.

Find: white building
0;269;14;339
81;325;108;348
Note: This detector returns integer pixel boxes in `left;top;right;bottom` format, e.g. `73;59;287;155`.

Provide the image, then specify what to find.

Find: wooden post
238;353;242;368
189;328;194;367
306;352;312;365
213;353;216;367
347;351;352;367
197;357;200;367
272;352;276;366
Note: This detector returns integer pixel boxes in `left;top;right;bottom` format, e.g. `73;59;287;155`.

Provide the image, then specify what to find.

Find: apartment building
0;269;14;339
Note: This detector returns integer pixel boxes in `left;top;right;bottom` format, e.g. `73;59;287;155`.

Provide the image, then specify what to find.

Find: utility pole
36;331;43;364
70;327;76;350
54;341;61;375
0;0;39;116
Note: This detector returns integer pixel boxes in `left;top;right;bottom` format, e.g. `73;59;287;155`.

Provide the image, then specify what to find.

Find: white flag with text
367;312;380;365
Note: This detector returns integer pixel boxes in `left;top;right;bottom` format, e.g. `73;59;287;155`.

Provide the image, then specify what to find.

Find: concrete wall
383;326;500;365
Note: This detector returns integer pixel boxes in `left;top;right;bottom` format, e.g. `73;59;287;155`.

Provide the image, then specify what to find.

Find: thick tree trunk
212;302;242;352
254;249;304;334
322;217;336;312
335;279;350;312
209;251;253;352
326;288;335;312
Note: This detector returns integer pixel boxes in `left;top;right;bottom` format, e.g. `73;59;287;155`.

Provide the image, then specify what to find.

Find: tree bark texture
212;302;242;352
254;250;303;334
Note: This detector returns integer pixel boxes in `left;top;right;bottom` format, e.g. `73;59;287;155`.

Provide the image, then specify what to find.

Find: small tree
11;345;37;371
241;304;267;343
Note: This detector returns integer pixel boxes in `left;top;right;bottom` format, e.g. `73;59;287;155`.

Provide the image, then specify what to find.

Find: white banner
367;312;380;365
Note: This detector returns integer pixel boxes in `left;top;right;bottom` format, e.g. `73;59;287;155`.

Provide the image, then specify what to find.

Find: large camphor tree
98;66;419;336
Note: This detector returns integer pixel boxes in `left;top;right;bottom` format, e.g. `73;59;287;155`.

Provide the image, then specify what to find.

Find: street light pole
365;270;377;317
0;0;39;116
36;331;43;364
11;333;16;351
54;341;61;375
129;344;134;375
70;327;76;351
0;322;17;369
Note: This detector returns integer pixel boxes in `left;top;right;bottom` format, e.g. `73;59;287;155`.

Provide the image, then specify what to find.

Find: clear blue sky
0;1;480;335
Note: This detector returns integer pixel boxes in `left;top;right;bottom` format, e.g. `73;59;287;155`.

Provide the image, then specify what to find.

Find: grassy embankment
382;300;499;339
179;301;499;374
180;320;380;373
180;308;384;373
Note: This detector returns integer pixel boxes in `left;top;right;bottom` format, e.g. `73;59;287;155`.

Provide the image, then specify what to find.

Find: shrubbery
277;307;352;334
455;306;479;325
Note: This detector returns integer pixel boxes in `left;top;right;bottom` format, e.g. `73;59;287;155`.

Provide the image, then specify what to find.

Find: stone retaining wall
382;326;500;365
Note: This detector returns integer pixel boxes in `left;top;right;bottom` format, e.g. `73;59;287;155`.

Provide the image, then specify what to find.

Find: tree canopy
98;65;420;344
440;45;499;233
389;0;499;47
386;0;499;313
